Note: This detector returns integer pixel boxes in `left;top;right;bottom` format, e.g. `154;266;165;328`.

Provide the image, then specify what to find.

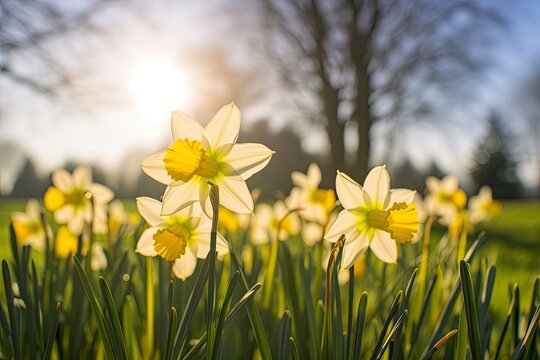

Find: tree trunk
324;86;347;175
354;62;372;180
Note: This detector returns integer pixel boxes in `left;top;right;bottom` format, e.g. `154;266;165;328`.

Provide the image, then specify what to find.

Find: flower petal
67;211;85;236
88;184;114;204
441;175;459;193
336;171;364;210
193;232;229;258
324;210;358;243
203;102;241;148
73;166;92;188
171;111;204;141
198;180;213;218
136;197;164;226
26;199;41;219
141;151;172;185
363;166;390;207
55;205;74;224
307;163;322;187
341;230;369;268
172;248;197;280
291;171;308;188
386;189;416;207
222;143;274;180
161;181;200;216
136;227;158;256
218;176;254;214
369;230;397;263
53;169;73;192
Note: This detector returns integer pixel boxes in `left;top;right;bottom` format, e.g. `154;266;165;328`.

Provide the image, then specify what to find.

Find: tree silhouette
259;0;503;179
10;158;44;198
470;111;521;198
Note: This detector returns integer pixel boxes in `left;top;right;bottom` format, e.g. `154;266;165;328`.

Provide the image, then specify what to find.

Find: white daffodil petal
172;248;197;280
441;176;459;193
307;163;322;187
73;166;92;188
291;171;308;188
136;227;158;257
136;197;164;226
141;151;172;185
363;166;390;206
53;169;73;192
26;199;41;219
222;143;274;180
88;184;114;204
194;232;229;258
171;111;204;141
67;211;85;236
324;210;358;243
370;231;397;264
336;171;364;210
387;189;416;207
204;103;241;148
199;181;213;218
55;205;75;223
218;176;254;215
425;177;440;193
303;222;323;246
341;230;369;268
161;181;200;216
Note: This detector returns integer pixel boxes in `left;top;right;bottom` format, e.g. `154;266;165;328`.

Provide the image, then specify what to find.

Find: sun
130;57;189;119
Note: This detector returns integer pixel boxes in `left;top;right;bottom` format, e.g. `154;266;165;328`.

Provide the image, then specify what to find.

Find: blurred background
0;0;539;200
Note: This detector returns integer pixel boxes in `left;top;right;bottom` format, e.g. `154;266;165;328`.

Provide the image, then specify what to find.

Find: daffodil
140;103;274;217
11;199;46;251
55;225;79;257
44;166;114;235
468;186;501;225
135;197;229;280
218;206;250;235
424;175;467;221
288;163;336;224
324;166;419;266
250;201;300;245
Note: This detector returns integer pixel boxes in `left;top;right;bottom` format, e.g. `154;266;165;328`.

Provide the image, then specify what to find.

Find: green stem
207;184;220;360
145;257;154;360
416;216;435;317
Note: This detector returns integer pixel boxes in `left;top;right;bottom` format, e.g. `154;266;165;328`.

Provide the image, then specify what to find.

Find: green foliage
0;201;539;359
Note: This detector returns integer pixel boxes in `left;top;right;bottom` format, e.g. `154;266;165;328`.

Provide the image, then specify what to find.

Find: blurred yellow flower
55;226;79;257
424;175;467;222
108;199;127;236
468;186;502;225
44;166;114;235
11;199;46;251
135;197;229;280
218;206;250;235
324;166;419;266
287;163;336;224
141;103;274;217
250;201;300;245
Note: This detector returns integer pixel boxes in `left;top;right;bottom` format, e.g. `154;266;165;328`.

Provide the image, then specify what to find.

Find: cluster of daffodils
11;166;118;270
424;175;501;238
137;103;274;279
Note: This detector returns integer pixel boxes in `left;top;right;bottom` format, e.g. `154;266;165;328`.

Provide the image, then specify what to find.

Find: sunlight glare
130;58;189;120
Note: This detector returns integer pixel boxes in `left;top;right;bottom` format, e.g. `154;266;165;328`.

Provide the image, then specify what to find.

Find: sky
0;0;539;194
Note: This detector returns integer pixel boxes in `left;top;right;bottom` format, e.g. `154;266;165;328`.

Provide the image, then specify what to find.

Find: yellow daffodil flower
468;186;502;225
324;166;419;266
218;206;250;235
288;163;336;224
424;175;467;221
250;201;300;245
44;166;114;235
11;199;47;251
140;103;274;217
55;226;79;257
135;197;229;280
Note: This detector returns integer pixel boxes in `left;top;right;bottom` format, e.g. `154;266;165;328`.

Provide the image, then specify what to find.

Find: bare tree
260;0;503;178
